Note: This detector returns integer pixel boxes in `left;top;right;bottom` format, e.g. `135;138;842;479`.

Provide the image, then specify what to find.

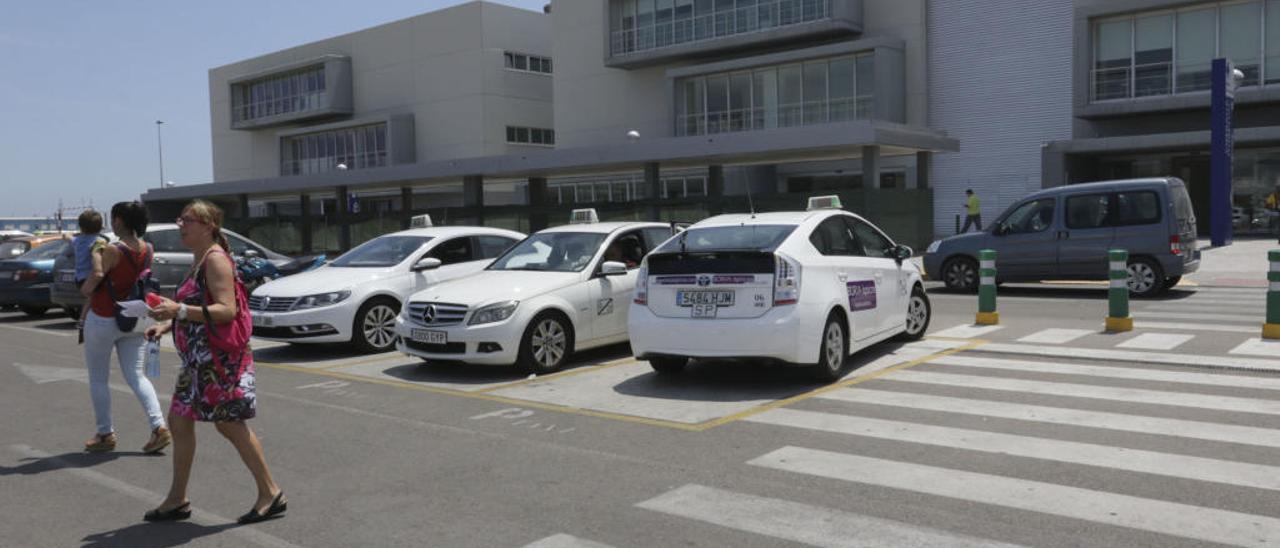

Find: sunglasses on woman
175;216;206;227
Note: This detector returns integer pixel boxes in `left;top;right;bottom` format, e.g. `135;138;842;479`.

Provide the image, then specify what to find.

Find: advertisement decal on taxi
847;280;876;311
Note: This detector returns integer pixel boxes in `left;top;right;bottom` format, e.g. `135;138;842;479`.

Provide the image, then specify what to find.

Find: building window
1091;1;1274;102
506;126;555;146
280;123;388;176
676;52;875;136
611;0;832;56
232;66;326;124
549;175;707;204
504;52;553;74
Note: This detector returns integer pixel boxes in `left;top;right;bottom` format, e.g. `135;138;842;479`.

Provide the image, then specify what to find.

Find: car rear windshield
655;225;796;254
1172;184;1195;222
20;240;68;261
329;235;434;267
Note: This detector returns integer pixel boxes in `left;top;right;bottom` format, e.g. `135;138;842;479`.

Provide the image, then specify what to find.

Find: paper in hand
117;299;152;318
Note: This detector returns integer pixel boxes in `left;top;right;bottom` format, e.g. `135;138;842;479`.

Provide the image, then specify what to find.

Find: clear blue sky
0;0;546;218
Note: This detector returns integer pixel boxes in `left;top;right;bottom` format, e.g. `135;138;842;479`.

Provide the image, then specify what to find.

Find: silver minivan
923;178;1199;297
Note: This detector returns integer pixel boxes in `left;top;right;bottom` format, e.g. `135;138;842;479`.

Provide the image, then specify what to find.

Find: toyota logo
697;275;711;287
423;305;437;323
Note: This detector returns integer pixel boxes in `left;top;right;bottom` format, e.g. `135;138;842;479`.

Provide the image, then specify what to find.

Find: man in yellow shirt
961;189;982;233
1268;185;1280;243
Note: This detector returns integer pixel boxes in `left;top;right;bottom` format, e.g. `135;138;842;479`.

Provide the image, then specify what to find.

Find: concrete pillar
915;151;931;190
400;187;414;229
335;186;350;251
862;145;881;189
528;177;549;232
300;194;313;253
463;175;484;225
238;194;250;219
644;162;662;221
707;165;725;216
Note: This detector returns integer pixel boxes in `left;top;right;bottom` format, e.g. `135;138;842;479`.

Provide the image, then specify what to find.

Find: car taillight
1170;234;1181;256
13;269;39;282
633;263;648;305
773;254;800;305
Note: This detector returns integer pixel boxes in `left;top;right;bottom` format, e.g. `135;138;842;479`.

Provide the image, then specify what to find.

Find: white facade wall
927;0;1074;237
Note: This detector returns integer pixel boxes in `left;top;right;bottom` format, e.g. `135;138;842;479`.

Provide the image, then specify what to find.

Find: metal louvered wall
926;0;1075;238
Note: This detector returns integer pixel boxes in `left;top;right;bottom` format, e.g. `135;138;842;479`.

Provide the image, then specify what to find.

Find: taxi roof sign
569;208;599;224
410;214;433;228
807;195;843;211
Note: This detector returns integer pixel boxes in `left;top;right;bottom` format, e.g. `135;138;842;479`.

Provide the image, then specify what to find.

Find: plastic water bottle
145;340;161;378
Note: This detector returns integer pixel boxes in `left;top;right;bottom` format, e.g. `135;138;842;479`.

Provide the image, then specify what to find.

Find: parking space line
470;357;637;394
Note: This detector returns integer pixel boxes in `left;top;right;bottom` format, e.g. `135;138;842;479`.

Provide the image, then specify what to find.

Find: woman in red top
78;201;170;454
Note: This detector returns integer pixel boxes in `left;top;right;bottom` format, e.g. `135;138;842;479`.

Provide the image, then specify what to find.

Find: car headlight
468;300;519;326
290;290;351;311
926;240;942;254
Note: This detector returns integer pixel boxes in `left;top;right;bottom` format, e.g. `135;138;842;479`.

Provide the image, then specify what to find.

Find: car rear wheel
64;306;81;320
896;286;931;341
518;312;573;375
649;357;687;375
810;314;848;382
1126;257;1165;298
20;306;48;317
942;257;979;292
1162;275;1182;291
351;299;400;354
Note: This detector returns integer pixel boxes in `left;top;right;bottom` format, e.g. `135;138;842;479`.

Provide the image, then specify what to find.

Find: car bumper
249;304;353;343
393;314;522;365
628;304;820;364
1160;251;1200;277
0;283;53;306
921;253;943;281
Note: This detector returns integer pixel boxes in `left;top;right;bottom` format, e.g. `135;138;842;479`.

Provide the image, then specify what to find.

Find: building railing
233;91;330;124
1090;59;1267;102
610;0;832;57
676;95;873;136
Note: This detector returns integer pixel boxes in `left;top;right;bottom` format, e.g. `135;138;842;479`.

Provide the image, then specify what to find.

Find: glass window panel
507;126;517;143
531;128;545;144
706;75;728;133
779;64;803;127
515;54;528;70
376;125;387;166
1267;0;1280;83
547;129;554;144
681;78;705;135
687;177;706;195
753;68;777;130
1221;2;1261;86
729;73;751;132
1095;19;1133;100
803;60;827;124
544;58;553;73
1177;8;1215;93
1066;194;1113;229
855;54;875;118
516;127;529;142
828;57;856;122
1134;14;1173;97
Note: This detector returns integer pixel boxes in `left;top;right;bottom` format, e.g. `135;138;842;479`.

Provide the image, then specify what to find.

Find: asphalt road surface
2;283;1279;547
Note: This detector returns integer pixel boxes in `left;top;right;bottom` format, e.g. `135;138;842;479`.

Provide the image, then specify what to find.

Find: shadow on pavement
380;342;637;385
83;521;243;548
0;451;157;477
927;284;1200;302
251;342;370;365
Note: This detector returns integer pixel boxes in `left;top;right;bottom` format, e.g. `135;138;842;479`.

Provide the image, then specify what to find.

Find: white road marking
1016;328;1094;345
8;444;303;548
749;446;1280;548
745;409;1280;491
1132;311;1259;324
1142;304;1265;314
1135;321;1257;333
522;533;618;548
887;369;1280;415
977;342;1280;372
1115;333;1195;350
930;324;1005;339
819;388;1280;449
636;484;1018;548
928;354;1280;390
1229;338;1280;357
14;363;135;394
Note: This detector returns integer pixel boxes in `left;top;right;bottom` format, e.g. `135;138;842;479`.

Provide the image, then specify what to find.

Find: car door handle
837;272;848;281
874;273;883;281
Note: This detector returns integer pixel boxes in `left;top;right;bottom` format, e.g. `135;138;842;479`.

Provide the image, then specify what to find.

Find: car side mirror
894;245;913;262
600;261;627;276
992;224;1007;236
412;257;443;272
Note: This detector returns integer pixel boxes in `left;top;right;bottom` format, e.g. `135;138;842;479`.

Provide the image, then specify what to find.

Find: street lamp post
156;120;166;189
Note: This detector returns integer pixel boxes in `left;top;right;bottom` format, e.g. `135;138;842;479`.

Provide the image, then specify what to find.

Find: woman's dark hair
110;201;149;236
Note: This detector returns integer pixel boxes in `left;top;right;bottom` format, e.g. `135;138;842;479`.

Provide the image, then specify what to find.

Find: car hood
932;231;990;254
253;266;393;297
411;270;580;306
0;258;53;271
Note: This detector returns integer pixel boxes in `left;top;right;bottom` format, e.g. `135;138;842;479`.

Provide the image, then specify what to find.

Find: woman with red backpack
143;199;286;524
79;201;170;455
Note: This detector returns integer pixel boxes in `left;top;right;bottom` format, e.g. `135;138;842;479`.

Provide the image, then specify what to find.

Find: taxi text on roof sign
570;208;600;224
410;214;434;228
807;195;843;211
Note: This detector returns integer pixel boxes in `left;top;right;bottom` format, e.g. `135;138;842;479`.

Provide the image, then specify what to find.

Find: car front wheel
20;306;48;317
351;299;400;353
649;357;687;375
896;286;931;341
518;312;573;375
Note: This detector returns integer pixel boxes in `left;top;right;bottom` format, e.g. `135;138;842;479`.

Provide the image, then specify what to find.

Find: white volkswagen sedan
249;226;524;353
395;211;676;374
628;196;931;381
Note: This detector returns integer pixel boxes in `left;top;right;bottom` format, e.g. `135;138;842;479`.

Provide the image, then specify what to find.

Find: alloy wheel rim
906;296;928;334
824;323;844;372
1127;263;1156;293
949;262;975;288
363;305;398;349
531;319;566;368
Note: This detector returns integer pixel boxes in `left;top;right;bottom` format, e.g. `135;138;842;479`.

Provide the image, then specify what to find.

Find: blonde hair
184;199;231;254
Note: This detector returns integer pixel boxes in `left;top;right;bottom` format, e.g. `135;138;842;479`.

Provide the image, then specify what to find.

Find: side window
1066;194;1112;230
475;236;517;259
847;218;894;258
808;217;858;256
1000;199;1056;235
1115;191;1161;226
603;231;645;268
144;230;184;253
642;227;675;252
428;237;474;265
225;234;260;256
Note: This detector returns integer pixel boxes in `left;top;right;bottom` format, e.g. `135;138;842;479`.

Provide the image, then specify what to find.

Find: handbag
178;250;253;374
101;242;159;333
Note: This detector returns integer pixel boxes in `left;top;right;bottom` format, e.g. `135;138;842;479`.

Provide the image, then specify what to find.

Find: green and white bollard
975;249;999;325
1105;249;1133;332
1265;250;1280;340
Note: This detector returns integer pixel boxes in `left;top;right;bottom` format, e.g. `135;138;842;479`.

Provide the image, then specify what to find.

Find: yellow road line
472;356;637;394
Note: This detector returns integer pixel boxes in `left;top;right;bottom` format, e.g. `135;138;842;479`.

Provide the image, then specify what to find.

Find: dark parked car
0;238;70;316
923;178;1199;298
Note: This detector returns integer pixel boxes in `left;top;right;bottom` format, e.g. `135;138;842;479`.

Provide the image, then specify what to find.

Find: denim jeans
83;311;165;435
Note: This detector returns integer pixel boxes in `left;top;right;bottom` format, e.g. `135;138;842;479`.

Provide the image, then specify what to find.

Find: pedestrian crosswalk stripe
1141;304;1265;315
977;342;1280;372
636;484;1017;548
1135;321;1258;333
888;370;1280;415
749;446;1280;548
817;388;1280;449
1115;332;1195;350
1229;338;1280;356
1132;311;1259;323
1190;287;1267;294
929;324;1005;339
745;409;1280;492
522;534;618;548
928;354;1280;390
1015;328;1094;344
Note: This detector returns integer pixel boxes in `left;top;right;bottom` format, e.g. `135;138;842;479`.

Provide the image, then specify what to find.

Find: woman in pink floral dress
143;200;286;524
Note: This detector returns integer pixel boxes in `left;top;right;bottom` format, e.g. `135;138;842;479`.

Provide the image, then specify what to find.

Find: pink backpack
194;251;253;373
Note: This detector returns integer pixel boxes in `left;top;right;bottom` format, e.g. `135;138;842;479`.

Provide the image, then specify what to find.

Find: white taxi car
249;222;524;353
395;210;676;374
628;196;931;381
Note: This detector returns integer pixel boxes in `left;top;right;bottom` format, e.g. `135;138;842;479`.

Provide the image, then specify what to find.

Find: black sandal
237;492;286;524
143;502;191;522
